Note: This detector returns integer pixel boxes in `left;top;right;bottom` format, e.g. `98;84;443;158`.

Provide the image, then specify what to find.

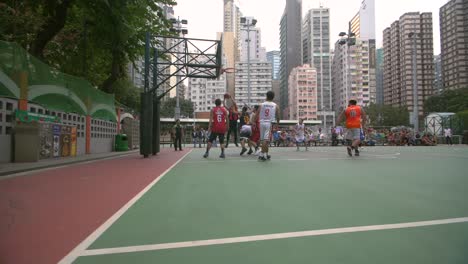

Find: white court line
58;150;193;264
183;155;398;164
80;217;468;257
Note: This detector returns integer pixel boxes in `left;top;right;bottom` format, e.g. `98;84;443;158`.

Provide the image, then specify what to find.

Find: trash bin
115;134;129;151
14;122;40;162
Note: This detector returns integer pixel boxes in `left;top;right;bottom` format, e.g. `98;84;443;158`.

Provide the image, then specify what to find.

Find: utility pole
241;17;257;106
247;25;251;107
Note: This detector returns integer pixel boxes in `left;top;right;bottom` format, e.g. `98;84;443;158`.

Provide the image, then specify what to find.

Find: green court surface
71;146;468;264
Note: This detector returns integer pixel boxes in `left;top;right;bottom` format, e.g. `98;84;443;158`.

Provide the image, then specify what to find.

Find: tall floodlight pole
409;32;420;133
241;17;257;106
338;31;356;128
247;25;251;106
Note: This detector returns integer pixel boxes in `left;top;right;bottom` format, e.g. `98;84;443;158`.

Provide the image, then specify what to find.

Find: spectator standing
444;127;453;145
173;119;183;151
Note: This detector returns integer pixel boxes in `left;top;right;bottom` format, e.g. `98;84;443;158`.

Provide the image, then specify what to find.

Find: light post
240;17;257;106
338;31;356;104
409;32;421;133
170;17;188;119
336;31;356;127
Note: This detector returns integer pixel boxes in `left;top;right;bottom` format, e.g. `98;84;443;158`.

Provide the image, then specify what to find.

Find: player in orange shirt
336;99;367;157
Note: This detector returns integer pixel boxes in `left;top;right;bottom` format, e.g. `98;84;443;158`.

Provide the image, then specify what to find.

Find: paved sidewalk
0;148;190;264
0;150;140;177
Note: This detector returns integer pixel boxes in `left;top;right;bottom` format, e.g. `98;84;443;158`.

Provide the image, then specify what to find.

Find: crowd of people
173;125;449;150
165;95;455;157
360;127;446;147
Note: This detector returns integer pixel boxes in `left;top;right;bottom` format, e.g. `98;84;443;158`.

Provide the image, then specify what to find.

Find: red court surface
0;149;189;264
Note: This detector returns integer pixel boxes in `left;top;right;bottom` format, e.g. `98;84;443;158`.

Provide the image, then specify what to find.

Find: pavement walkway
0;148;190;264
0;150;140;177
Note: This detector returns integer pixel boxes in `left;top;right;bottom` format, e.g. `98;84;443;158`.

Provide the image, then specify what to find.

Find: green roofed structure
0;40;116;121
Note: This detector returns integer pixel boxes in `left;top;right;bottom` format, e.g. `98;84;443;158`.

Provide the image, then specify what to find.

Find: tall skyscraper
383;12;434;116
223;0;241;96
223;0;236;32
349;0;376;40
279;0;302;119
267;50;280;80
331;0;376;111
302;7;332;114
440;0;468;91
288;64;318;120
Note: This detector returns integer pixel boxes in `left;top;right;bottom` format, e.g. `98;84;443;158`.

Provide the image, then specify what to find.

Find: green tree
364;103;410;127
0;0;176;111
424;88;468;114
160;97;195;118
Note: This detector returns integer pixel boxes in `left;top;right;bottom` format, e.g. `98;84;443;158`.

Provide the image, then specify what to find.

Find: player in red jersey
249;105;261;155
204;98;229;158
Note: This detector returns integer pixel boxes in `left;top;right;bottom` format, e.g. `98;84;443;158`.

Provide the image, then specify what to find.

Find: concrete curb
0;150;140;177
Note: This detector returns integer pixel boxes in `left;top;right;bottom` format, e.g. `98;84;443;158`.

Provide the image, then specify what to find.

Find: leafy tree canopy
424;88;468;114
0;0;176;111
363;103;410;127
160;97;194;119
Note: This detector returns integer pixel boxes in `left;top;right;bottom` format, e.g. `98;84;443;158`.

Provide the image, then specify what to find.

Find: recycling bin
115;134;129;151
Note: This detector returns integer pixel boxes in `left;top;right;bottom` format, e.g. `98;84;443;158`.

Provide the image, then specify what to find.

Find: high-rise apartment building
383;12;434;115
302;7;332;114
127;60;145;89
288;64;318;120
235;61;272;106
376;48;384;104
279;0;302;118
331;0;376;111
440;0;468;91
332;39;376;111
267;50;281;80
188;74;227;112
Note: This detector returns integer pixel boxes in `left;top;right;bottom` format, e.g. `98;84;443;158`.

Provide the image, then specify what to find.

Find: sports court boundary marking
79;217;468;257
184;155;400;164
58;150;193;264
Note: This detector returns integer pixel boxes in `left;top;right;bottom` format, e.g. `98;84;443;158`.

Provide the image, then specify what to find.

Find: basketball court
61;146;468;264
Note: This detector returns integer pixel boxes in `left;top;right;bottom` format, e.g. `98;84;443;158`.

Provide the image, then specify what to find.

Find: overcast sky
174;0;448;54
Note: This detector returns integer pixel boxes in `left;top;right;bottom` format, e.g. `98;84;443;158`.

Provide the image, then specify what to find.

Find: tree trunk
29;0;74;59
100;49;124;94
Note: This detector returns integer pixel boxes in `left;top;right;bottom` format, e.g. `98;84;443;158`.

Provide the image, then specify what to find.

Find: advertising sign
52;124;61;157
60;125;71;157
70;127;77;157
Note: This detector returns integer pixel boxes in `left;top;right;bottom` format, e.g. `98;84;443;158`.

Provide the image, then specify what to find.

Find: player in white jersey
258;91;280;161
295;118;307;151
239;124;252;155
